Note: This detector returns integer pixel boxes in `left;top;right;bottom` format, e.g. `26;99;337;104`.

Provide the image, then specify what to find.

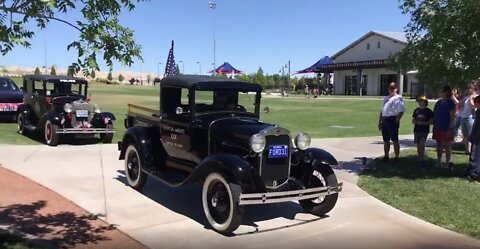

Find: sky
0;0;411;76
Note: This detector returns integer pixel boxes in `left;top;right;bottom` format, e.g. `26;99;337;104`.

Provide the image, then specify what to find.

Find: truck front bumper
239;182;343;205
56;128;116;134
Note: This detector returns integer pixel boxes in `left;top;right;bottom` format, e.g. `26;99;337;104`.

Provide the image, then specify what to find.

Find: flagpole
208;1;216;76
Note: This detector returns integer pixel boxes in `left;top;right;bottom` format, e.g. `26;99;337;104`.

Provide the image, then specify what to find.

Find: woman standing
458;82;478;154
432;85;456;168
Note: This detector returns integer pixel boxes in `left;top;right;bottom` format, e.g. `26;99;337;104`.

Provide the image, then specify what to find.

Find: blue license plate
268;145;288;158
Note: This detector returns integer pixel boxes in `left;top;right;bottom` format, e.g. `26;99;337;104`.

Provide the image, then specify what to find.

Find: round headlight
93;104;102;114
64;103;73;113
294;132;311;150
250;134;266;153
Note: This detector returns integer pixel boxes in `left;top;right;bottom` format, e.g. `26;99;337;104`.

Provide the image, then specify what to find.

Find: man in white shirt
378;82;405;163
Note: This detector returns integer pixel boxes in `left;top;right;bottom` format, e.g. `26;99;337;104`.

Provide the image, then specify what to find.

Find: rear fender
119;126;161;169
17;104;37;125
186;154;260;191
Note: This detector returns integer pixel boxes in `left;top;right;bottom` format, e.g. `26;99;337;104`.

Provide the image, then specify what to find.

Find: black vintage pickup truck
118;75;342;234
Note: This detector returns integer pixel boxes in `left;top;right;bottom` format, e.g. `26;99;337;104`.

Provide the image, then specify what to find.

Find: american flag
164;40;177;77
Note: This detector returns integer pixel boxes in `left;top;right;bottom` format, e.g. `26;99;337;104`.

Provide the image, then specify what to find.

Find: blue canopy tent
209;62;242;75
294;56;334;74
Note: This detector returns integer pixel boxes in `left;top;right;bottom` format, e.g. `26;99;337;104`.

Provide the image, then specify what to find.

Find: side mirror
176;106;186;115
263;107;270;113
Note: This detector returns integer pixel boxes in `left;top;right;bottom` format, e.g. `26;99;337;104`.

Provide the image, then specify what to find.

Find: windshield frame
192;89;261;117
44;80;88;97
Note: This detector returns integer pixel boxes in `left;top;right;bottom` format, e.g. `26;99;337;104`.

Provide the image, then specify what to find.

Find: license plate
268;145;289;158
76;109;89;117
0;103;18;112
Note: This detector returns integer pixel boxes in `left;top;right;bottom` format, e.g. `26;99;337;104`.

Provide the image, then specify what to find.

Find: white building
317;31;411;96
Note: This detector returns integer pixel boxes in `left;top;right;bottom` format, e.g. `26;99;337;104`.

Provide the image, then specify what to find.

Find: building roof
331;31;407;60
161;75;263;92
23;74;88;84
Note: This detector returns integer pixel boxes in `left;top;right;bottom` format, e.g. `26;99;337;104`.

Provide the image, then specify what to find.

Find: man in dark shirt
412;96;434;166
466;95;480;182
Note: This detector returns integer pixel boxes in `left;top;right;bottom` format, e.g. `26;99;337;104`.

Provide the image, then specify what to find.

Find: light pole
196;62;202;75
179;60;185;74
208;1;216;76
157;62;162;78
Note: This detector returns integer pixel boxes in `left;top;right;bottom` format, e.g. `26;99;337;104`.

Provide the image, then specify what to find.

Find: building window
377;41;381;49
366;43;370;50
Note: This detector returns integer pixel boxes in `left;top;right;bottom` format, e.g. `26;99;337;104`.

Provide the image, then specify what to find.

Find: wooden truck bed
126;103;160;126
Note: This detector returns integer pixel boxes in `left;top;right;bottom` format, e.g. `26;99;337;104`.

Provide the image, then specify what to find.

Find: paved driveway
1;136;479;249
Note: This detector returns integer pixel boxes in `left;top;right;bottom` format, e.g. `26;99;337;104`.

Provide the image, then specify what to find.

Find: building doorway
380;74;398;95
345;75;367;95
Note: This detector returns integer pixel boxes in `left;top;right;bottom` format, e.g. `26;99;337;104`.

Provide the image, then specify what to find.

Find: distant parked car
17;75;116;146
0;77;23;121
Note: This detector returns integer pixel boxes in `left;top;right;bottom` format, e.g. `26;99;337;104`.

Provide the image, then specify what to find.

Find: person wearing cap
432;85;456;168
378;82;405;163
412;95;434;166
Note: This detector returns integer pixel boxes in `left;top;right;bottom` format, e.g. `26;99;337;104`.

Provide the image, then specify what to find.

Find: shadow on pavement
19;129;108;146
115;170;324;236
0;200;115;249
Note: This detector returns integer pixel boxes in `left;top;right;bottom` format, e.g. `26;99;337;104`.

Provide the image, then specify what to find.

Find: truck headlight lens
64;103;73;113
250;134;266;153
294;132;311;150
93;104;102;114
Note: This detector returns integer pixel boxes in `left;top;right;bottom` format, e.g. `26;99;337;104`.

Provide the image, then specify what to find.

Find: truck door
160;87;193;162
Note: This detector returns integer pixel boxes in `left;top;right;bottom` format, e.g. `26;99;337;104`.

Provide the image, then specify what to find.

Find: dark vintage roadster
17;75;116;146
118;75;342;234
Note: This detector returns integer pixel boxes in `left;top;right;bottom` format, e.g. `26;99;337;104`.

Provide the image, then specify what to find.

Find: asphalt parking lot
1;136;479;249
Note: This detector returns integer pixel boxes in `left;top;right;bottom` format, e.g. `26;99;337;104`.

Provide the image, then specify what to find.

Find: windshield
0;78;20;91
194;90;258;115
46;81;86;96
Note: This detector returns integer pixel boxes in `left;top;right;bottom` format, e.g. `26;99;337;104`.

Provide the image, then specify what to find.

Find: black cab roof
161;75;262;92
23;74;88;84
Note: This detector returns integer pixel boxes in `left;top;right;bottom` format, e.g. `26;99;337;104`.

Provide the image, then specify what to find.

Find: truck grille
73;102;90;111
260;131;291;189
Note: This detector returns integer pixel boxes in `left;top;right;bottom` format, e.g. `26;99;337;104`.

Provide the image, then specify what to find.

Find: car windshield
0;78;20;91
194;90;257;115
46;81;86;96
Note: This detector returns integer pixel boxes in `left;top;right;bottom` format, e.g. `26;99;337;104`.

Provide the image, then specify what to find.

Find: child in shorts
412;96;434;166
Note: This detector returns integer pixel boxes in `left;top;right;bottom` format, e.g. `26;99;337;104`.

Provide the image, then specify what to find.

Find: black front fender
302;148;338;166
92;112;116;127
118;126;161;169
187;154;257;189
40;112;63;126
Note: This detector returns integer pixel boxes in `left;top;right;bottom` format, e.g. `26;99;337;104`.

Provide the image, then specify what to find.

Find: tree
34;67;40;75
397;0;480;88
175;64;181;75
50;66;56;75
0;0;147;76
67;66;75;76
91;69;96;79
252;67;266;88
146;74;151;84
118;74;124;82
107;71;113;82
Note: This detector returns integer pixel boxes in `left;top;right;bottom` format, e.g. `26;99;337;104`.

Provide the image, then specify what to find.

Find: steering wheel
70;90;80;95
236;104;246;112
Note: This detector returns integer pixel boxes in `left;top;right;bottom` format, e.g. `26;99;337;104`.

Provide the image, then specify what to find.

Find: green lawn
358;148;480;239
0;81;419;145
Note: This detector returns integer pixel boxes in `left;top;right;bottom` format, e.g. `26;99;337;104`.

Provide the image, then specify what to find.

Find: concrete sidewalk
0;136;478;249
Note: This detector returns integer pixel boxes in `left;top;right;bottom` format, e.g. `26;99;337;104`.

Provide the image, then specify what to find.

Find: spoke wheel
202;172;243;235
100;123;114;143
125;144;147;190
17;113;26;135
44;120;59;146
299;164;339;216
